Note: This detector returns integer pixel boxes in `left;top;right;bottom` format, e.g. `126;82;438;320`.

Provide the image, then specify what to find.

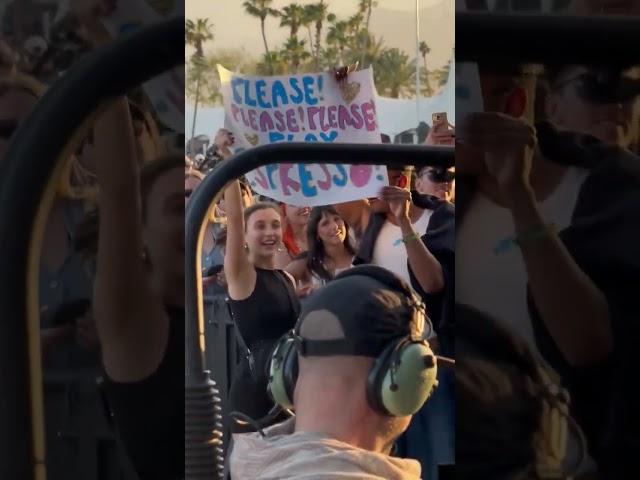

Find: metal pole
190;74;200;143
415;0;420;126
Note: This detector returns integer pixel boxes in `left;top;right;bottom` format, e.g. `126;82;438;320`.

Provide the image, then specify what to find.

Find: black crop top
102;306;184;480
228;268;300;348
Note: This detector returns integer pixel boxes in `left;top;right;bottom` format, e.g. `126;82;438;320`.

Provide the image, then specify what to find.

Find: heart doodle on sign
341;81;361;104
245;133;259;146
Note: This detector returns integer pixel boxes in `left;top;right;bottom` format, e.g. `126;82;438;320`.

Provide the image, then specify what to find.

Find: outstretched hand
214;128;235;159
380;186;412;223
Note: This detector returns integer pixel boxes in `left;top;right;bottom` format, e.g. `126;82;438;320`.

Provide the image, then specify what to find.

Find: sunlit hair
243;202;281;232
306;206;355;282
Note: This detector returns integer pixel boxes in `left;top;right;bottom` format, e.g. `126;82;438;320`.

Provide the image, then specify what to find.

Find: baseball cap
294;266;428;358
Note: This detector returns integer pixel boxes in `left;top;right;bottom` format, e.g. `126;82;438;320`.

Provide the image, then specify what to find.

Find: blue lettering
303;76;318;105
298;164;317;197
304;133;317;142
319;131;339;142
269;131;285;143
256;80;271;108
266;164;279;189
272;81;289;107
243;79;256;107
333;164;348;186
231;78;244;104
289;78;304;104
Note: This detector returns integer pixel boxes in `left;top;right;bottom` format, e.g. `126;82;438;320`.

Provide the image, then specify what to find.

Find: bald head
293;308;411;453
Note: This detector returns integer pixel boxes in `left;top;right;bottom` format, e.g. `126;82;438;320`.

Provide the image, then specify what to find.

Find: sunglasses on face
422;168;455;183
553;71;640;104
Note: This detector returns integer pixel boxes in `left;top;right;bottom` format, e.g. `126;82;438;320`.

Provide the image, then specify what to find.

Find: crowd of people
2;1;640;479
184;86;457;478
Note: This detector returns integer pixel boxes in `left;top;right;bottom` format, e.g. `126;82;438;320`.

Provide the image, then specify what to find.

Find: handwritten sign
218;66;387;206
101;0;184;132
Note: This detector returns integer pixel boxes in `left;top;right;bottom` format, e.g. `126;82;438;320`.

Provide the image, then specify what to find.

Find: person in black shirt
214;129;301;432
93;99;185;480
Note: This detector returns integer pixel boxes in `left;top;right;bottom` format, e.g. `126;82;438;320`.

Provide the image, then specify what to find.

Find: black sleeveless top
102;306;184;480
228;268;300;348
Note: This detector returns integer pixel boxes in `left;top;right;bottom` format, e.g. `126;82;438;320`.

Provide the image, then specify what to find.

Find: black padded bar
457;12;640;67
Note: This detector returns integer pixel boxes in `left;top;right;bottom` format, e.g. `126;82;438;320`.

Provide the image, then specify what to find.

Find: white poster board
218;66;388;206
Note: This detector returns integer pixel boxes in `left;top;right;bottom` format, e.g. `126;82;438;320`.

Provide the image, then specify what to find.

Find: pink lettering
307;107;321;130
349;165;373;188
248;110;259;131
361;102;377;131
253;168;269;190
231;104;241;122
259;111;274;132
279;164;301;195
318;164;332;190
327;106;338;129
286;109;299;133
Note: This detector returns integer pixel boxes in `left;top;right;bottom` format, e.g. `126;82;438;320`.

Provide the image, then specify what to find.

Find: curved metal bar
457;13;640;66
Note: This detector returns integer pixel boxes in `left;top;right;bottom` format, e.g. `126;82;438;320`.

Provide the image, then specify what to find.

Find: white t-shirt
456;167;593;474
371;209;433;285
456;167;588;355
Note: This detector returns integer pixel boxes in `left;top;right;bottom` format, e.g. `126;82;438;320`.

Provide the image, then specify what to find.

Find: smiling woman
212;128;301;431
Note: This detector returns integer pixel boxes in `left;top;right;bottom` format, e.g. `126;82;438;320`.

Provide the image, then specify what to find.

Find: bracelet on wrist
393;232;420;246
493;223;557;255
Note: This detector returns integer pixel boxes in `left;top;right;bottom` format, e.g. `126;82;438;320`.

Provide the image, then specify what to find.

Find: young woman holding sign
214;128;301;431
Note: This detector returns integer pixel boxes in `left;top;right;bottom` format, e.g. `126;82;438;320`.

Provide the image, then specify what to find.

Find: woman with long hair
215;129;300;431
286;206;356;294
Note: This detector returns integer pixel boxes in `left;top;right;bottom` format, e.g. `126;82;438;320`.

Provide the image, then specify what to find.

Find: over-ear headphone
267;265;439;417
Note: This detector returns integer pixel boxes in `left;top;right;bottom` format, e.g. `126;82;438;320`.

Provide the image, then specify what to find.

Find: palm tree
374;48;415;98
185;18;214;58
313;1;330;68
279;3;306;40
301;4;319;56
256;51;288;75
303;6;317;53
346;32;383;70
419;41;434;96
357;0;378;31
243;0;279;69
185;18;214;140
280;37;311;73
364;0;377;32
326;19;350;65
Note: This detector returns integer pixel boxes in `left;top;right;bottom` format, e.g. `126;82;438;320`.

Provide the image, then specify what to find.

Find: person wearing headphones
228;265;440;480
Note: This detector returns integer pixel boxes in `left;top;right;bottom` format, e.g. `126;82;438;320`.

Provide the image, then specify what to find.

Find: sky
186;0;454;70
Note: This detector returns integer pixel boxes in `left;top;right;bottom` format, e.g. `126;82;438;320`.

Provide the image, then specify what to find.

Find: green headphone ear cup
381;342;438;416
366;340;399;415
267;336;297;411
368;340;439;417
